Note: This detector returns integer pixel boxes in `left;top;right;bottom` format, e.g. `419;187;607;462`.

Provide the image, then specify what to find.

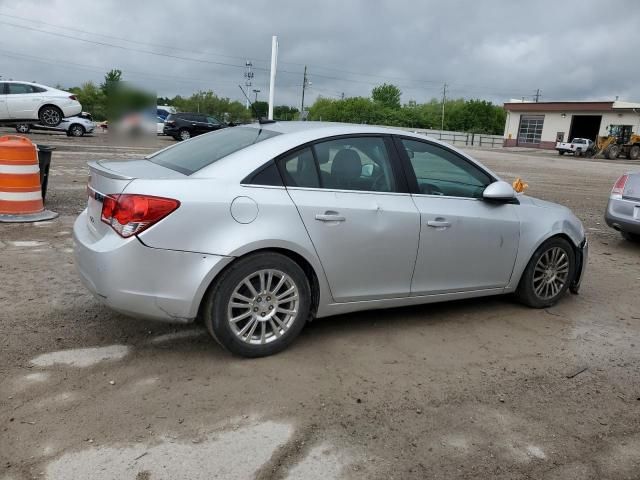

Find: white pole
268;35;278;120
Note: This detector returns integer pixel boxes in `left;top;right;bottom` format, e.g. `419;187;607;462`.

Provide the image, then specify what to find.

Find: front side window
313;136;396;192
207;116;221;125
400;138;491;198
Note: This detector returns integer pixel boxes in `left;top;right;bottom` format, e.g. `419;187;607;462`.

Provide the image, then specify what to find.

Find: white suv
0;81;82;127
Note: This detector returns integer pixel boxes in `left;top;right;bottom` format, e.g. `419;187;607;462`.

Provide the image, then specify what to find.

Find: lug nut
257;297;262;302
269;305;273;310
261;312;266;317
266;296;271;301
253;307;258;312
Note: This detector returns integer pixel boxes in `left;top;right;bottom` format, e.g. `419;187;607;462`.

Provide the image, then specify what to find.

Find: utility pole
301;65;309;115
252;89;261;103
534;89;541;103
244;61;254;109
441;83;447;131
268;36;278;120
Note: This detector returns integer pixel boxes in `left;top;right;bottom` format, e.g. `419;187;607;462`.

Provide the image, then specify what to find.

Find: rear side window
279;148;320;188
149;127;280;175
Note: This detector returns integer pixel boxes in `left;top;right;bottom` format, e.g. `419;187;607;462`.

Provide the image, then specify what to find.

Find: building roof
503;100;640;112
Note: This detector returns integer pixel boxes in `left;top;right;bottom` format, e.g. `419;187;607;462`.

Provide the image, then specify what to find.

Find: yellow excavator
586;125;640;160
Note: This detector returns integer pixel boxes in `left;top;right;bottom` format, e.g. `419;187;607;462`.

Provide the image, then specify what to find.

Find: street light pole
253;89;261;103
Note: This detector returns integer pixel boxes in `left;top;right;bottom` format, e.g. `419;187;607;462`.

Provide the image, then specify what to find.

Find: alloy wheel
180;130;191;140
532;247;569;300
227;269;299;345
42;108;60;126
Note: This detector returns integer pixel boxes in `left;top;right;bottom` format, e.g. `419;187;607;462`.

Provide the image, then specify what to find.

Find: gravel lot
1;128;639;480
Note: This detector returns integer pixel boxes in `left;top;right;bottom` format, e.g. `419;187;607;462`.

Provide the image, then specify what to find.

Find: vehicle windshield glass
149;127;280;175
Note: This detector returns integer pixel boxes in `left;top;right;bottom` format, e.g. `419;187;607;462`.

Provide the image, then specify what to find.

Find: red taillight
611;174;628;199
101;194;180;238
69;95;77;100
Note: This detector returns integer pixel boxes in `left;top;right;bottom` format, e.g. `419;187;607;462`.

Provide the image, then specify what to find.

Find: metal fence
397;127;504;148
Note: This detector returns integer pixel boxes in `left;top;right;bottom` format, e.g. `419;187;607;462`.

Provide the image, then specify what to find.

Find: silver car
605;172;640;242
73;122;588;357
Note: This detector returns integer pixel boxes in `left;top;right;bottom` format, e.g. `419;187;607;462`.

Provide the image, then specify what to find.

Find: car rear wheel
38;105;63;127
203;252;311;357
179;128;191;141
15;124;30;133
621;231;640;242
69;124;85;137
516;237;576;308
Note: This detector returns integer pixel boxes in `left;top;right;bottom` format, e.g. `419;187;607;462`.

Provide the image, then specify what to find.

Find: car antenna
238;85;276;125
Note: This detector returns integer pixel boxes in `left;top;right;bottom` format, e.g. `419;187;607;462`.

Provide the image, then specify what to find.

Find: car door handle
315;212;345;222
427;219;451;228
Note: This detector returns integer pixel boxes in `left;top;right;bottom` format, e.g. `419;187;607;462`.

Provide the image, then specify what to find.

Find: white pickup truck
556;138;594;156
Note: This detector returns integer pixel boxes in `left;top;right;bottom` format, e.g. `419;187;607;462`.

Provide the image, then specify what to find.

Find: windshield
149;127;280;175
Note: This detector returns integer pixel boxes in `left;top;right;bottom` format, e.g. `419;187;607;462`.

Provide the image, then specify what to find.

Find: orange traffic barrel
0;135;58;223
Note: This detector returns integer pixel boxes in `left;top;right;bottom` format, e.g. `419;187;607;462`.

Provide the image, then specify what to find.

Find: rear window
149;126;280;175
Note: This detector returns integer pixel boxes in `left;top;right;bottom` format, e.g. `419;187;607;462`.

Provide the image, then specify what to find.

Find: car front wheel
516;237;576;308
203;252;311;357
69;124;85;137
39;105;63;127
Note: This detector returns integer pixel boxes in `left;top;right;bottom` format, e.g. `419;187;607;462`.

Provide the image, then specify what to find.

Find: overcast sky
1;0;639;108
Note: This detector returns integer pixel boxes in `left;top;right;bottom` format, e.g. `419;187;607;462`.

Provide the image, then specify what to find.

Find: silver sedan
73;122;588;357
605;171;640;242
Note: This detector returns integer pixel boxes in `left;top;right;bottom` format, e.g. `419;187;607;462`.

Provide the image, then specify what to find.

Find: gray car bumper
73;211;233;323
605;197;640;235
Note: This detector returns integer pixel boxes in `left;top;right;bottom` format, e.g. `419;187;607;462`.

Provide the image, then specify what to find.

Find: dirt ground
1;128;639;480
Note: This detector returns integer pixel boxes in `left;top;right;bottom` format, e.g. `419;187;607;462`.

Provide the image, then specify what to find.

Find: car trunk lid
86;159;184;238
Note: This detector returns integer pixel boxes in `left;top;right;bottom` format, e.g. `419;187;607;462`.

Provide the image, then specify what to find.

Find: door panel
411;196;519;294
288;189;420;302
6;83;42;119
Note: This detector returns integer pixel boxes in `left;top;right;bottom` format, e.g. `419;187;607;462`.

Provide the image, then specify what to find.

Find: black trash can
36;145;56;203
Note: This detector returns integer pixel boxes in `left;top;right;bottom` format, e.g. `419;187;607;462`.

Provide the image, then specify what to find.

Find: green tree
371;83;401;109
68;82;107;120
100;69;122;95
252;101;268;118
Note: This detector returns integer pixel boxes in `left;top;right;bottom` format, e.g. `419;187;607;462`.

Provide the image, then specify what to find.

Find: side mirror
483;181;516;202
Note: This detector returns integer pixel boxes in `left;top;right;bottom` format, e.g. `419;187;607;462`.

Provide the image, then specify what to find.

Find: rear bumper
73;210;233;323
61;102;82;118
605;197;640;234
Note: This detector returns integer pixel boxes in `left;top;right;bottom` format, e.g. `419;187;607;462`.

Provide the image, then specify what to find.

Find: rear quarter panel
131;178;334;308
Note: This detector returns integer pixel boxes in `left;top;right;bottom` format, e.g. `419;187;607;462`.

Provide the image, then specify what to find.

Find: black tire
172;135;181;141
38;105;63;127
627;145;640;160
575;148;583;157
69;124;85;137
202;252;311;357
15;124;30;133
178;128;191;141
621;231;640;242
516;237;576;308
605;144;620;160
558;151;565;155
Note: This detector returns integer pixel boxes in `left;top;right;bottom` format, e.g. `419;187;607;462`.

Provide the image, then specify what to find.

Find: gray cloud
0;0;638;107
